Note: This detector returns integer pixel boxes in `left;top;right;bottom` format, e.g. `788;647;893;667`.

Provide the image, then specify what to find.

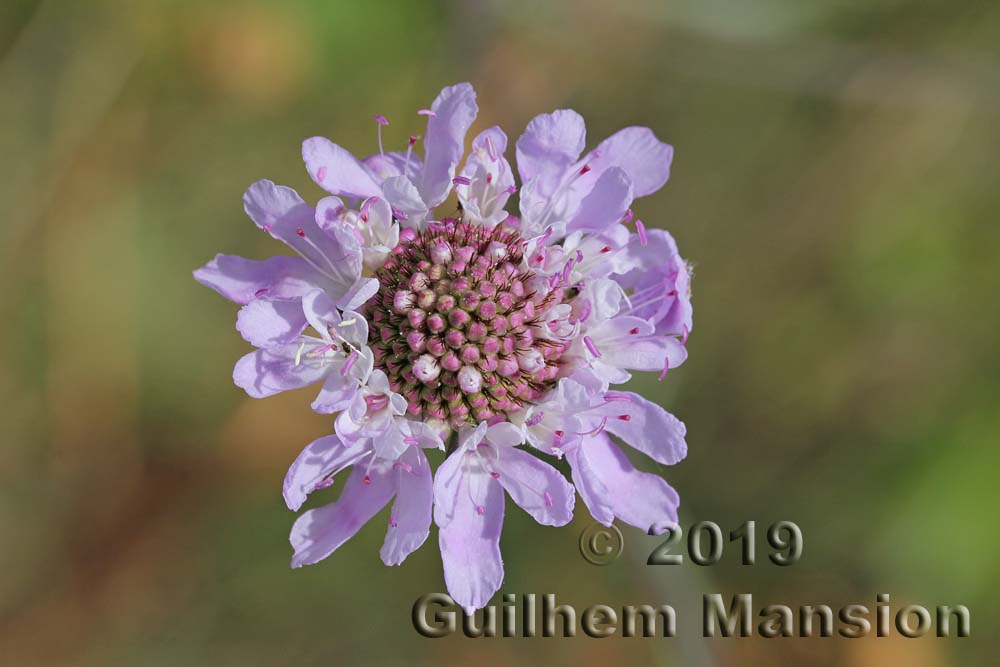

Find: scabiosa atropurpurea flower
194;82;693;613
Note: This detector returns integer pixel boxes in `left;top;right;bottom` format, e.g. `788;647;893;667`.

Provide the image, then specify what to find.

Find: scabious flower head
194;82;694;613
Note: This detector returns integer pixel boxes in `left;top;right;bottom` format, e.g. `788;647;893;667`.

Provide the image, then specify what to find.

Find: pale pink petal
290;466;395;568
283;434;370;511
598;391;688;466
236;298;307;347
578;126;674;198
575;433;679;534
302;138;383;199
437;471;505;614
381;447;433;566
417;83;478;208
193;254;326;304
492;446;574;526
515;109;586;187
233;345;328;398
566;167;634;234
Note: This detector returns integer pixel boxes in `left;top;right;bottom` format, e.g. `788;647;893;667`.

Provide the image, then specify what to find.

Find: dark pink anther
295;228;306;237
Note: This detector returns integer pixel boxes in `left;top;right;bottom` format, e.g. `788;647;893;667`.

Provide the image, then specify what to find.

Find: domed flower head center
366;219;567;428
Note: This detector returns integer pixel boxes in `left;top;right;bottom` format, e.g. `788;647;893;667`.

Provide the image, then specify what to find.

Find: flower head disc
368;218;567;427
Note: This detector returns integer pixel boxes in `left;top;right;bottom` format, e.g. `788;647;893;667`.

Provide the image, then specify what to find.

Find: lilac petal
243;181;362;294
417;83;478;208
341;277;380;312
431;448;467;528
579;126;674;198
290;465;395;568
311;370;363;415
364;152;422;184
193;254;326;304
233;345;328;398
301;288;340;332
619;228;693;337
492;447;575;526
302;138;383;199
236;298;307;347
314;195;347;231
566;167;634;235
566;444;615;526
588;316;687;372
381;175;429;228
484;421;524;449
599;391;687;466
457;126;515;225
381;447;433;566
515;109;587;188
577;433;679;535
283;434;370;511
243;180;314;244
438;471;505;614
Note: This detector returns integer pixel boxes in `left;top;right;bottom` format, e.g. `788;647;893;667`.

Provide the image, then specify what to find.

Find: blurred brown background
1;0;997;665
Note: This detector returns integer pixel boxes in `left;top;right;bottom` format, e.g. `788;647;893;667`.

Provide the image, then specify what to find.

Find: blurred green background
2;0;997;664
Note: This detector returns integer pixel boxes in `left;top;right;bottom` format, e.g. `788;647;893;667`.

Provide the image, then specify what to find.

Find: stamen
680;325;689;346
622;208;634;224
453;176;472;186
583;335;601;358
360;198;374;223
543;492;553;508
339;317;357;328
340;350;358;377
294;341;306;366
629;327;639;335
373;115;388;155
578;164;591;176
658;356;670;381
417;109;436;117
617;414;631;421
295;228;306;237
486;136;498;161
636;219;648;246
404;136;419;178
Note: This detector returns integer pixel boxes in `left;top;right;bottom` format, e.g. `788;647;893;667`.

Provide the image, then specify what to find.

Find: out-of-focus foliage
1;1;997;665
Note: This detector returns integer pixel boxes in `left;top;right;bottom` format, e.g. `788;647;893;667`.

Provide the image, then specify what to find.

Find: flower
194;82;694;613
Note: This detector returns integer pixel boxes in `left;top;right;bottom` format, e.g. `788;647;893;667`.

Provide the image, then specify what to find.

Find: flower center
366;218;567;427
